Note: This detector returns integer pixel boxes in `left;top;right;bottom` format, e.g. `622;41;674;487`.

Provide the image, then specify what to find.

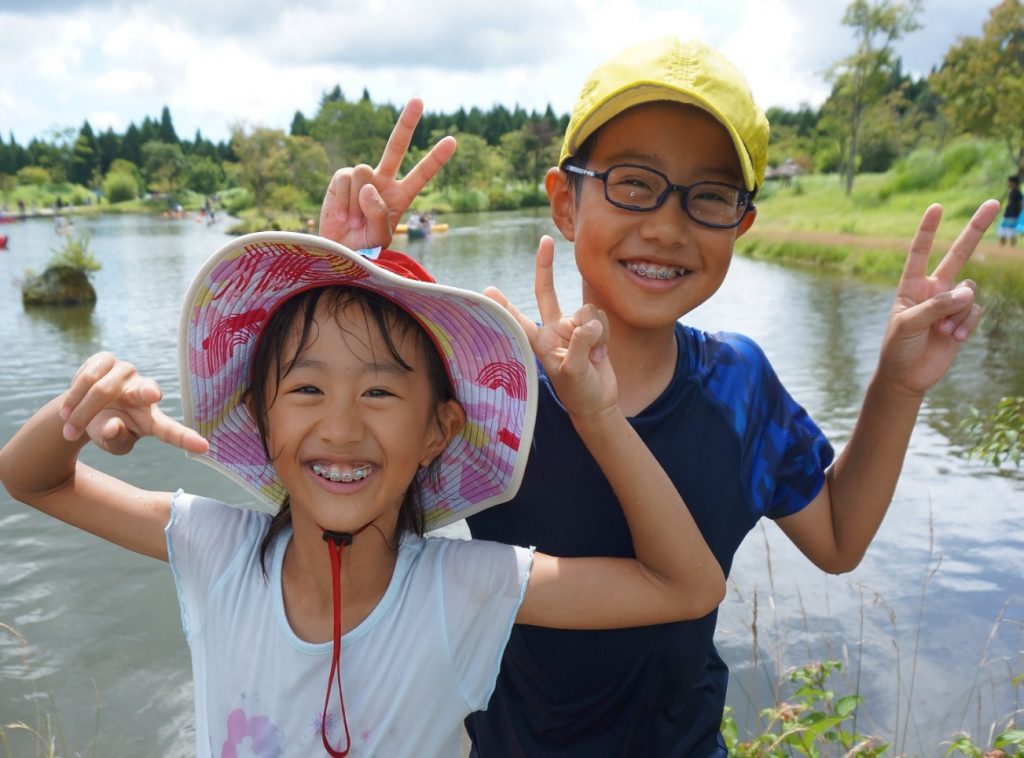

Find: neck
281;516;400;642
604;315;679;418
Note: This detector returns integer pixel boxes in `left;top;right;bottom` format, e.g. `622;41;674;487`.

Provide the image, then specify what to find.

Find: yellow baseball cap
559;37;770;192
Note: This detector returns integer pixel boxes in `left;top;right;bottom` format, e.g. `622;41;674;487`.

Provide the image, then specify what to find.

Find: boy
320;37;998;757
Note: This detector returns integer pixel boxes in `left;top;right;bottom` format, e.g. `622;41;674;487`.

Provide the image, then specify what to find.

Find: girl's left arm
489;238;725;630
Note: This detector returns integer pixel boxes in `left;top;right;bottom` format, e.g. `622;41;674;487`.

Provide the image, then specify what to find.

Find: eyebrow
290;356;408;376
601;151;741;181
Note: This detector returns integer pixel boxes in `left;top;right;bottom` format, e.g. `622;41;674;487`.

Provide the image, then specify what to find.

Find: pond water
0;211;1021;755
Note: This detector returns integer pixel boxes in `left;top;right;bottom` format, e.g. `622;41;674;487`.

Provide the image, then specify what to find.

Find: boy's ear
735;206;757;238
421;400;466;468
546;167;576;242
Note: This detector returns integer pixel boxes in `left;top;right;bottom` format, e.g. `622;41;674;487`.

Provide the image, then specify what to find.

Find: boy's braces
312;463;372;482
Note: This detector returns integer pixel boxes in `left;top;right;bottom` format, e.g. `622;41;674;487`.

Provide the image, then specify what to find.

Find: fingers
931;199;1001;287
348;164;375;230
936;280;981;341
563;318;605;376
484;286;539;344
377;97;425;178
901;203;943;285
61;353;160;442
400;136;457;198
900;282;980;340
149;407;210;454
320;168;354;240
356;184;391;249
533;236;562;325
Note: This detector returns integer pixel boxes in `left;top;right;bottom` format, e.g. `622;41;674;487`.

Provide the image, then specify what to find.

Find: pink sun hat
178;231;537;531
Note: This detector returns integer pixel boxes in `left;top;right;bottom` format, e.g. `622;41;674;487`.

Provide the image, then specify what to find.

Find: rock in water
21;265;97;306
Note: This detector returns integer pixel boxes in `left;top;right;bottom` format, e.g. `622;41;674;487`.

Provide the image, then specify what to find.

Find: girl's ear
420;400;466;468
546;167;576;242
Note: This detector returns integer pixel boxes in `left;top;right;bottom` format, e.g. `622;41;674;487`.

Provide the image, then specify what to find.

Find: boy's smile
551;102;757;338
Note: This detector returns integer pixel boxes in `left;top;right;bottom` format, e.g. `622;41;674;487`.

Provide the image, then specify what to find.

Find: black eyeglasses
564;163;754;229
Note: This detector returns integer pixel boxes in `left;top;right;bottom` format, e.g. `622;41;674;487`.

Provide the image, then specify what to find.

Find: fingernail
59;405;70;420
62;423;79;441
334;211;348;224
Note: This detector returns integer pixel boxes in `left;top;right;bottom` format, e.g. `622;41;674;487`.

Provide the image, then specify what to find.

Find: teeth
312;463;371;482
626;262;683;280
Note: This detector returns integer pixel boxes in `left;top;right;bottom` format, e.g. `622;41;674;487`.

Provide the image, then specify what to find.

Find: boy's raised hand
319;97;456;250
878;199;1001;395
485;236;618;427
60;352;208;456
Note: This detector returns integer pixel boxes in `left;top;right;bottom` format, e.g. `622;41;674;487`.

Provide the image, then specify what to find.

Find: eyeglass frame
563;163;756;230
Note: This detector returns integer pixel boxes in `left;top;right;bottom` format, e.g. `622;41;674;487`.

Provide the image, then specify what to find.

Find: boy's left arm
777;200;1001;574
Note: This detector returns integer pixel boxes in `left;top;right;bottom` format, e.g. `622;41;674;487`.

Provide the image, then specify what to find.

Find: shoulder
421;535;533;599
677;324;778;399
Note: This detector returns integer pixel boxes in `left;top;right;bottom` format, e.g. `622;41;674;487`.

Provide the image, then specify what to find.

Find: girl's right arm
488;238;726;630
0;352;208;561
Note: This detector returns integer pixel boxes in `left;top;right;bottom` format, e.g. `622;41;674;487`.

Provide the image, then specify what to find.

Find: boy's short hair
559;37;770;192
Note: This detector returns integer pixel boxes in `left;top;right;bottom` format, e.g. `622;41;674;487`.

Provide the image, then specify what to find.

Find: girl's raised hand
60;352;208;456
485;236;617;427
877;199;1000;396
319;97;456;250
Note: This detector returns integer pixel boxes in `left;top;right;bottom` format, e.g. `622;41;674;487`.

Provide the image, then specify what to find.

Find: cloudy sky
0;0;992;146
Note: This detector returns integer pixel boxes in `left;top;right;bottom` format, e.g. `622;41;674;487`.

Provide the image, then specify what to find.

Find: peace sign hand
485;236;618;429
319;97;456;250
60;352;208;457
877;199;1000;396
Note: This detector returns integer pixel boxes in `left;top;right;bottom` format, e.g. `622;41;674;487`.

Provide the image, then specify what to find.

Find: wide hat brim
178;231;537;531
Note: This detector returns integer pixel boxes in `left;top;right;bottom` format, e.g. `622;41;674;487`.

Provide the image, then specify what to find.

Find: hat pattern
181;233;536;531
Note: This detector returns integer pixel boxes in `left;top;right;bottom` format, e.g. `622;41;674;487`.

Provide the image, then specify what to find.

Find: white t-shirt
165;492;533;757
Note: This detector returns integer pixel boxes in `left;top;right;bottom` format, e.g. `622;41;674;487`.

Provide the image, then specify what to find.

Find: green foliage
220;187;254;215
931;0;1024;169
958;396;1024;468
141;140;187;195
721;661;888;756
48;232;100;274
103;171;139;203
16;166;50;186
945;726;1024;757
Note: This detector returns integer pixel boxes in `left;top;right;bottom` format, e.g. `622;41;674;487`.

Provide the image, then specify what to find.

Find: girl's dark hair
250;286;456;574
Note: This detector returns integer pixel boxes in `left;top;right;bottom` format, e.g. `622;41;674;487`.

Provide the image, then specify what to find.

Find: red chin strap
321;529;354;757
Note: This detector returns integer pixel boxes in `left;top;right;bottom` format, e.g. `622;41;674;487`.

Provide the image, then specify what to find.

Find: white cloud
0;0;999;146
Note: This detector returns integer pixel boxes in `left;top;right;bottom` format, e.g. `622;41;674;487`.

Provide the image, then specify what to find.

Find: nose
638;189;694;246
317;395;365;447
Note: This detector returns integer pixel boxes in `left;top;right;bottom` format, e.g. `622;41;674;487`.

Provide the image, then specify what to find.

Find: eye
692;184;740;206
610;170;657;193
365;387;396;399
291;384;322;395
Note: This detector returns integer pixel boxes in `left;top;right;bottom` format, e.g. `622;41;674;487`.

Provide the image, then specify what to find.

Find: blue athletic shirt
466;322;834;757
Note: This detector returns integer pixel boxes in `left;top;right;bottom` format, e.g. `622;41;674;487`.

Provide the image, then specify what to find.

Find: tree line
1;0;1020;213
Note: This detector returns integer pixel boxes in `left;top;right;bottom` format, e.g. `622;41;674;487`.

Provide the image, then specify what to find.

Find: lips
624;261;687;279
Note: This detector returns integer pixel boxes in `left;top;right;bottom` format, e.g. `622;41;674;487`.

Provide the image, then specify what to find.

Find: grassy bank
739;156;1024;325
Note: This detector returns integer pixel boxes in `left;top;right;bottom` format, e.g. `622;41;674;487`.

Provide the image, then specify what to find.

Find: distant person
320;36;1001;755
17;199;26;218
0;231;724;756
999;174;1021;246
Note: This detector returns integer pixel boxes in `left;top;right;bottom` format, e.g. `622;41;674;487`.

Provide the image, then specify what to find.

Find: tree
229;126;291;209
141;140;187;195
931;0;1024;171
158;106;179;144
825;0;922;194
69;121;100;186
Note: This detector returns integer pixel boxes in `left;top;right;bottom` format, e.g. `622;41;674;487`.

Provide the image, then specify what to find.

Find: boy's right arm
0;352;208;561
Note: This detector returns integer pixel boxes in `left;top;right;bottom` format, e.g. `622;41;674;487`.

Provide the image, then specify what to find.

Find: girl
0;232;724;757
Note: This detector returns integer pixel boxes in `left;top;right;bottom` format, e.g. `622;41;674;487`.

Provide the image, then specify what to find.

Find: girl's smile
261;296;461;539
